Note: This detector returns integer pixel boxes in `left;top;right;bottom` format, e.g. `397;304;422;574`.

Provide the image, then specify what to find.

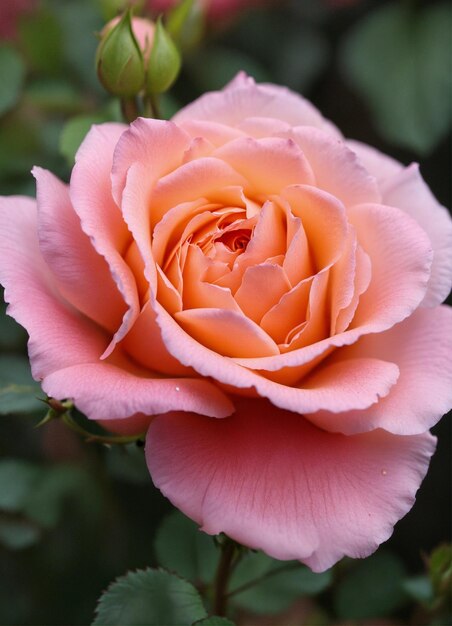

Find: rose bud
96;10;148;97
145;16;181;94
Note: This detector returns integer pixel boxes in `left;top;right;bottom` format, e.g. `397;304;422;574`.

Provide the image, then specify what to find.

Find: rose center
214;228;251;252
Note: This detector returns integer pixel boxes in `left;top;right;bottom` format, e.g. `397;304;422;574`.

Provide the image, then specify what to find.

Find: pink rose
1;74;451;571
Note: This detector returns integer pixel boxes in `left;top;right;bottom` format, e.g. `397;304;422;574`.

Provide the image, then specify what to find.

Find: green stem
61;412;145;445
213;538;236;616
226;562;301;599
144;93;161;119
121;96;141;123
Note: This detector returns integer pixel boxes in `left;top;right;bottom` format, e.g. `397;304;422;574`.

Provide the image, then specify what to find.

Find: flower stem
213;537;236;616
121;96;141;123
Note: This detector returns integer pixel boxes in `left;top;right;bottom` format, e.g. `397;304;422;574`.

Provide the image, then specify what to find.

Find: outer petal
346;139;402;183
173;73;340;136
33;167;126;333
146;397;436;572
0;196;108;379
155;301;399;414
70;123;139;357
42;362;234;426
380;164;452;307
309;306;452;435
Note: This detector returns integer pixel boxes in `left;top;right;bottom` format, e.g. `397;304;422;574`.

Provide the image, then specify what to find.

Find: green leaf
229;551;332;615
0;45;26;116
106;443;149;484
403;575;434;604
274;26;328;92
340;3;452;154
93;568;207;625
18;9;63;75
430;544;452;591
188;46;271;93
0;355;43;415
25;79;85;114
0;460;42;512
0;515;41;549
24;466;86;529
50;0;104;91
194;618;235;626
334;550;408;620
59;114;108;166
154;510;218;584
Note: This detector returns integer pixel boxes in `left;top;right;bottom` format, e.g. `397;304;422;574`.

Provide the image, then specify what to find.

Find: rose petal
146;397;435;571
156;298;398;414
33;167;126;333
175;308;280;358
310;306;452;435
280;127;381;208
149;157;247;226
346;140;403;183
70;123;140;357
234;202;433;372
174;72;339;135
43;362;235;426
121;300;189;375
380;164;452;307
213;136;315;194
234;263;291;324
0;196;108;379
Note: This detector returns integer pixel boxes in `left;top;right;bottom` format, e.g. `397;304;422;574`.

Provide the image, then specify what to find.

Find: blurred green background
0;0;451;624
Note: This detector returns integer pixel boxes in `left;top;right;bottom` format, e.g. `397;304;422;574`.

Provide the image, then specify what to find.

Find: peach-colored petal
283;211;313;286
176;119;246;147
121;300;188;375
282;185;348;271
310;306;452;435
146;398;435;571
280;127;381;208
149;157;247;226
349;203;432;330
174;73;340;135
182;244;241;312
236;116;291;138
111;117;191;207
183;136;216;162
112;120;196;295
175;308;280;358
70;123;139;357
215;200;287;292
33;167;126;333
42;362;234;425
334;243;372;334
234;263;291;324
155;294;398;414
260;277;312;344
213;136;315;194
234;203;432;371
0;196;108;379
380;164;452;307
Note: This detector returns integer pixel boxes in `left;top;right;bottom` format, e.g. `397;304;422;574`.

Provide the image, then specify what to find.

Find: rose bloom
1;74;451;571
